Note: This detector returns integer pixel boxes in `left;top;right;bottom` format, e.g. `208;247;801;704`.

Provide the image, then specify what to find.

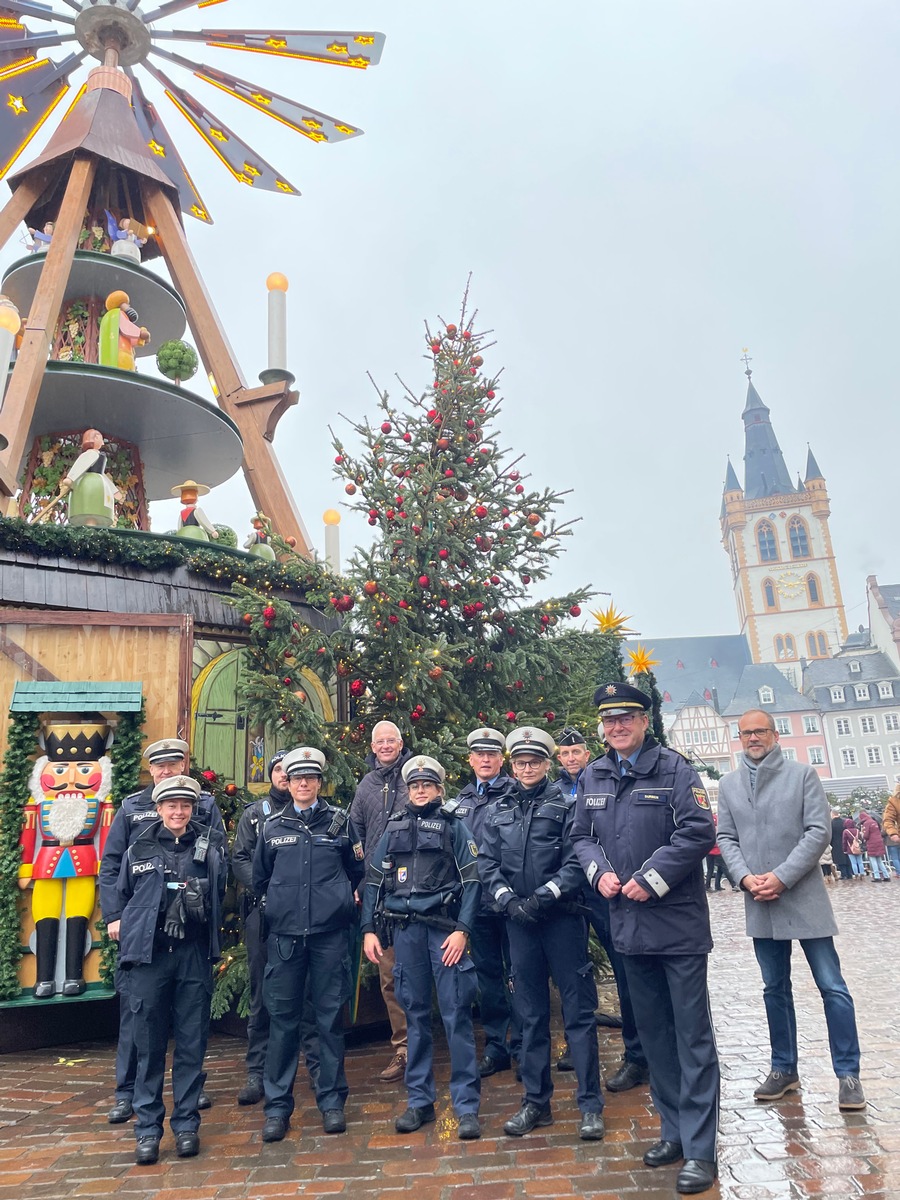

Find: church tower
720;367;848;665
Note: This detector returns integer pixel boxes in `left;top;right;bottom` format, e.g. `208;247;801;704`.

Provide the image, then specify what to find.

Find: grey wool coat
716;745;838;940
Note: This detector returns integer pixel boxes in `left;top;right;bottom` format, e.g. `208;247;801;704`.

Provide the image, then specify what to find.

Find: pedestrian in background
883;787;900;878
857;810;890;881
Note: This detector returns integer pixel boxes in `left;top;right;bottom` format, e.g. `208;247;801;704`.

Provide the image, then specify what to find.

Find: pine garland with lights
0;713;37;999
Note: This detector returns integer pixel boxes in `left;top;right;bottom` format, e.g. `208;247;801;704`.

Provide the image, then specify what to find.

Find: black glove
183;877;209;924
163;888;186;939
530;887;557;912
505;897;538;926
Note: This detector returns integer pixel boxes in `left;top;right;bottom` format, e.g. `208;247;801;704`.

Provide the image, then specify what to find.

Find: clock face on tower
775;570;804;599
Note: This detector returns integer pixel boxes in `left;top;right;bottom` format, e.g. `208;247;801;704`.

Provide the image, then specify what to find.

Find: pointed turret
741;377;795;499
805;446;824;482
723;458;741;493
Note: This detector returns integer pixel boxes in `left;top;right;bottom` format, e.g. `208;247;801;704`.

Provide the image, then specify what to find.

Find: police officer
99;738;224;1124
450;727;521;1078
361;755;482;1140
479;727;604;1142
231;750;320;1106
254;747;364;1142
555;727;649;1093
571;684;719;1196
115;775;227;1165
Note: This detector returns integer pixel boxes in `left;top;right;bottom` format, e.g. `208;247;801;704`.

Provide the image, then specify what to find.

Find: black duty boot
62;916;89;997
33;918;60;999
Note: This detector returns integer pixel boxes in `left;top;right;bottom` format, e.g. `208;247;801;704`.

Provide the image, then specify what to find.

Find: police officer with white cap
572;683;719;1195
254;747;364;1143
231;750;320;1106
114;774;227;1164
449;727;521;1077
99;738;225;1124
479;727;604;1141
361;755;483;1140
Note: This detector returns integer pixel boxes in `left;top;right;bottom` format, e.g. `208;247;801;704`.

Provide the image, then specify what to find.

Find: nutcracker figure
18;717;115;998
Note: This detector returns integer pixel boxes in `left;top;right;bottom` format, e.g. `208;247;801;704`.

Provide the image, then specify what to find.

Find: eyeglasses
513;759;546;768
600;713;641;727
739;728;775;739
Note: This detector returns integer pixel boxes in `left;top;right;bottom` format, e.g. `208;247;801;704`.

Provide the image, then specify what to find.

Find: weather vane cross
740;348;752;378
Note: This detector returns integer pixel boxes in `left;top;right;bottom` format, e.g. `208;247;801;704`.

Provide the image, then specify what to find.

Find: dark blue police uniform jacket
450;775;517;913
571;737;715;955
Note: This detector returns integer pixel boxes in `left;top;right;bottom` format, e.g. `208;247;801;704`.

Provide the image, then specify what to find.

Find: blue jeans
887;843;900;875
869;855;890;880
753;937;860;1078
847;853;864;875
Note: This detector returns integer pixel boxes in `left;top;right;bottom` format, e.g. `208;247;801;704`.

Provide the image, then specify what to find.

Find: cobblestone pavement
0;880;898;1199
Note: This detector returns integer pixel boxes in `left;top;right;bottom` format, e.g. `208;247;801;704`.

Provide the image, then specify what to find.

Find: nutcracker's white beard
46;795;90;843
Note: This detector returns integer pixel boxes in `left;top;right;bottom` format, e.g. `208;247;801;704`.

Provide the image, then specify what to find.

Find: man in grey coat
717;710;865;1112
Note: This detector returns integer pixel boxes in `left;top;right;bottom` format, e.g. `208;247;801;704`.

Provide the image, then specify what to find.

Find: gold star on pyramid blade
590;603;635;636
626;644;659;677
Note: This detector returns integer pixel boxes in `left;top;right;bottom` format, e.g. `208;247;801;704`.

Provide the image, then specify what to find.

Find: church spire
740;366;795;500
805;445;824;482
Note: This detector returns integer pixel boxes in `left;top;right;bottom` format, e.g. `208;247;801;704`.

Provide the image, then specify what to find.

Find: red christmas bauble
402;432;412;443
486;390;496;399
438;548;449;559
381;421;392;434
505;711;516;722
242;612;253;625
283;677;292;686
410;710;421;723
436;436;450;451
446;323;457;336
418;575;430;588
349;679;366;698
431;342;441;354
490;575;500;585
368;517;377;526
569;604;582;617
521;575;531;584
388;614;399;624
399;599;410;609
472;354;484;367
384;690;396;703
462;330;471;340
544;711;556;722
334;454;344;464
439;598;449;608
224;783;238;797
344;482;356;495
364;580;378;595
262;605;276;619
264;620;274;629
475;505;488;519
202;769;217;783
444;468;454;477
527;513;541;526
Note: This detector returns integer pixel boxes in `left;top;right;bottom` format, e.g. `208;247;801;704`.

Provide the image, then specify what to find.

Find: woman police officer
113;774;226;1165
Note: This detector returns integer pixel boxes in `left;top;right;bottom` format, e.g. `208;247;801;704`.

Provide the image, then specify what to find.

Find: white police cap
152;775;200;805
282;747;326;778
144;738;189;765
466;727;506;753
401;755;446;786
505;726;555;759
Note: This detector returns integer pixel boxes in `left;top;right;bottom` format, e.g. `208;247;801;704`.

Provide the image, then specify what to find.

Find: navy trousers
245;903;320;1082
263;928;350;1118
585;892;647;1068
623;953;719;1161
128;939;212;1141
469;910;522;1064
114;963;137;1101
506;912;602;1113
392;921;481;1115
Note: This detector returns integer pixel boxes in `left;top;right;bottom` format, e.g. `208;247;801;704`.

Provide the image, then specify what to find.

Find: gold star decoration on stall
591;603;635;637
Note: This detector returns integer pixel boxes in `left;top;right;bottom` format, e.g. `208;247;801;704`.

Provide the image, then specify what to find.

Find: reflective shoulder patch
263;800;272;816
693;788;710;810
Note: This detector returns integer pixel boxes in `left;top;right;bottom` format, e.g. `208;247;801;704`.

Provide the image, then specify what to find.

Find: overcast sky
5;0;898;641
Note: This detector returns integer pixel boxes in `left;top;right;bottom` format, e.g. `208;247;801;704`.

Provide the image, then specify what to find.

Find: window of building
849;660;861;674
866;745;883;767
855;684;870;701
879;682;894;700
700;729;709;743
730;722;739;739
774;633;796;659
782;747;797;761
891;745;900;765
807;632;829;658
756;521;779;562
803;715;820;734
775;717;791;735
835;717;851;735
763;579;778;611
788;516;810;559
809;747;825;766
758;686;775;705
859;715;876;735
806;573;821;606
841;747;858;768
831;686;845;703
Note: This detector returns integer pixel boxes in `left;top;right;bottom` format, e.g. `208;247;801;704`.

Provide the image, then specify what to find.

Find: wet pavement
0;878;897;1199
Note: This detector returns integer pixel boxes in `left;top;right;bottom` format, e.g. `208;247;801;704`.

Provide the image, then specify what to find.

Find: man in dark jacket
254;747;364;1142
830;809;851;880
450;726;520;1077
572;683;719;1196
99;738;224;1125
556;727;649;1093
348;720;411;1081
231;750;319;1105
479;727;604;1143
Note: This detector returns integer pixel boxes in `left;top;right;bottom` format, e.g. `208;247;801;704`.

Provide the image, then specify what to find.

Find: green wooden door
192;650;247;787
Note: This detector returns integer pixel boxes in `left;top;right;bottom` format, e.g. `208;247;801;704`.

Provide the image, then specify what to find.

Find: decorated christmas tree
234;293;593;791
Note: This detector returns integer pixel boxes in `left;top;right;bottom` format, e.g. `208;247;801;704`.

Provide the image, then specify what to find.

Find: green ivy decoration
0;714;38;999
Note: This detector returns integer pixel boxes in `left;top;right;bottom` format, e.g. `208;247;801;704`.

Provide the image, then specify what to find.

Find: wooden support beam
0;155;97;496
141;178;312;556
0;169;52;262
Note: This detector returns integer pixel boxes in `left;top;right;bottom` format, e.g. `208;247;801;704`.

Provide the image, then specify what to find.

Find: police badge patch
397;867;408;882
693;788;710;809
353;842;364;860
468;840;478;857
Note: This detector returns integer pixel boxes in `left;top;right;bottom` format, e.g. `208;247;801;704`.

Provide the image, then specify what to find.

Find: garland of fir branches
0;713;38;999
97;702;147;988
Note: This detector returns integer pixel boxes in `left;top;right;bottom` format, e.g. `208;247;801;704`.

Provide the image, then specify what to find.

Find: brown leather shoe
377;1052;407;1083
